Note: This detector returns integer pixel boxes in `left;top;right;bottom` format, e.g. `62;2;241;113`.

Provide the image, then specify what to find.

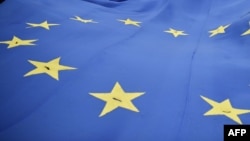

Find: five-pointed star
118;18;141;27
209;24;230;37
90;82;144;117
0;36;37;49
70;16;98;23
24;57;76;80
241;29;250;36
164;28;188;37
26;20;59;30
201;95;250;124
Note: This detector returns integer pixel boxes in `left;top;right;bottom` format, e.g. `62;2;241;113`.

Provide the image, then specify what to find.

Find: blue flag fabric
1;0;250;141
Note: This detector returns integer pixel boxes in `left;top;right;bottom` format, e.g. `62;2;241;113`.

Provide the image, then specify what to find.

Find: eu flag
1;0;250;141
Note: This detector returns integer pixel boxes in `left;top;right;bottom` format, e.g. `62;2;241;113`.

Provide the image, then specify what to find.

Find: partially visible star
90;82;145;117
164;28;188;37
201;95;250;124
241;29;250;36
24;57;77;80
0;36;37;48
209;24;230;37
26;20;59;30
118;18;141;27
70;16;98;23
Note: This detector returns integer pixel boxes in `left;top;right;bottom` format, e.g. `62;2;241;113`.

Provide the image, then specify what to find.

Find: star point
0;36;37;48
118;18;141;27
241;29;250;36
164;28;188;37
70;16;98;23
24;57;76;80
90;82;144;117
209;24;230;37
201;95;250;124
26;20;59;30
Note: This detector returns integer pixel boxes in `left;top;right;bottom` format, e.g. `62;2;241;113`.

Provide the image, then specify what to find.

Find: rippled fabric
0;0;250;141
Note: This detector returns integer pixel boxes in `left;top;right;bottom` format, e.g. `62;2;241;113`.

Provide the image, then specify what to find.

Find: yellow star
26;20;59;30
90;82;144;117
209;24;230;37
164;28;188;37
241;29;250;36
24;57;76;80
70;16;98;23
201;95;250;124
118;18;141;27
0;36;37;49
